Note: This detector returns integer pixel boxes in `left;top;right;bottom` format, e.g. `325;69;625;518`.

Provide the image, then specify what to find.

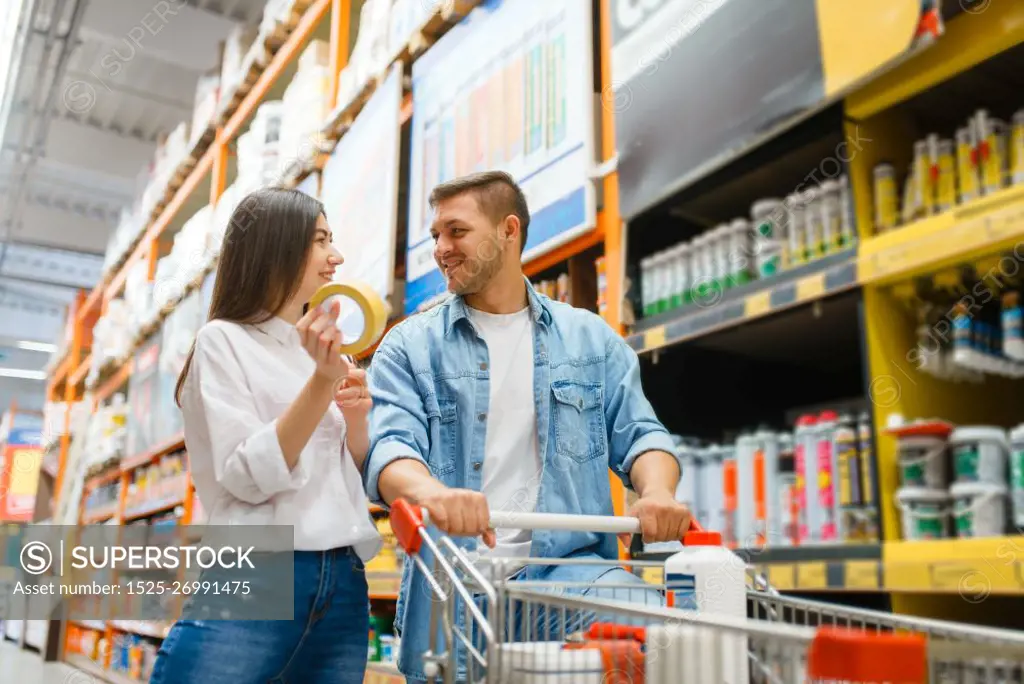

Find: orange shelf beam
93;359;134;406
222;0;332;142
69;354;91;387
523;225;605;278
120;434;186;473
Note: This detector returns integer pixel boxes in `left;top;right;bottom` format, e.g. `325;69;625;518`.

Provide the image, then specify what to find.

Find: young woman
150;187;380;684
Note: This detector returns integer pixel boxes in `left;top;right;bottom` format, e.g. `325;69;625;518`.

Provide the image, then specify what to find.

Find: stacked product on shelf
648;410;878;554
124;451;188;517
368;610;398;666
217;23;261;116
890;417;1024;541
337;0;395;110
872;108;1024;234
639;175;856;318
80;395;129;473
108;631;161;682
532;274;571;303
911;279;1024;383
279;40;333;169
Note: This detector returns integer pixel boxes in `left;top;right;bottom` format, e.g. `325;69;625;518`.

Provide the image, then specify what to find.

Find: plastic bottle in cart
663;530;749;684
794;415;820;544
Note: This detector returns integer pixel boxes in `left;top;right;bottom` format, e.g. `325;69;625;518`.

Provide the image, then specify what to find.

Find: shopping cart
390;499;1024;683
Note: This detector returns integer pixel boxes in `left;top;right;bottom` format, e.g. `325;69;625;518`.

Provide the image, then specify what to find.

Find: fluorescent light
0;368;47;380
16;341;58;353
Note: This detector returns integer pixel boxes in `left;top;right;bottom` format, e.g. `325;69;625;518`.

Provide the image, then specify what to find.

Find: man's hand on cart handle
622;489;693;548
409;482;497;548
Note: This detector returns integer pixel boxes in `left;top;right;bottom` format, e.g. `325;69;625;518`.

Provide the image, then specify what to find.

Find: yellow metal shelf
846;2;1024;120
858;182;1024;286
884;536;1024;597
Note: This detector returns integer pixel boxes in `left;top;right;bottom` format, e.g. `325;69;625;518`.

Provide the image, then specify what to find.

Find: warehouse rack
33;0;1024;681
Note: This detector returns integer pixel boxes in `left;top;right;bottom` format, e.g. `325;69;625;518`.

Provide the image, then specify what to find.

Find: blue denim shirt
363;278;675;680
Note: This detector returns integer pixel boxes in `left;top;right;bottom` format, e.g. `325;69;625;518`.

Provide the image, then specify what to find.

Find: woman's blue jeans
150;547;370;684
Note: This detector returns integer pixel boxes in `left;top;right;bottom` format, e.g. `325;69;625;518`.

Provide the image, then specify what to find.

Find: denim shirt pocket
551;380;606;464
425;398;458;478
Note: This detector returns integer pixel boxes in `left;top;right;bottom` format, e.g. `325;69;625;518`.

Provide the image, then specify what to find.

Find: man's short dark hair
429;171;530;253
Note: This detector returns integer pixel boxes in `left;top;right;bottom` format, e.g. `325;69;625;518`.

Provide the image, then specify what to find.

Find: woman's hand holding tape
296;298;351;383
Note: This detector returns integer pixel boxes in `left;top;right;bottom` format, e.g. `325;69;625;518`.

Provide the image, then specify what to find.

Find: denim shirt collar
443;275;552;337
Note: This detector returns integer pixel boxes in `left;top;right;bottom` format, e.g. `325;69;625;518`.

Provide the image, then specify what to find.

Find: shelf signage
404;0;598;314
610;0;825;219
321;63;404;332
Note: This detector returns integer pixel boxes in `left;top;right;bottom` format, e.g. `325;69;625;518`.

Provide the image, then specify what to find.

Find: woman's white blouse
180;316;382;560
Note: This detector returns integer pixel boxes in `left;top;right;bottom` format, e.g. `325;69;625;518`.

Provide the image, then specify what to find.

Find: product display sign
404;0;597;314
610;0;824;220
0;428;43;522
321;63;403;336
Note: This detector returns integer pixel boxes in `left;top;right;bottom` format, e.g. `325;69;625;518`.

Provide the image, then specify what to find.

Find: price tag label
643;326;666;350
744;291;771;318
796;273;826;302
767;564;796;591
797;562;828;590
844;561;880;590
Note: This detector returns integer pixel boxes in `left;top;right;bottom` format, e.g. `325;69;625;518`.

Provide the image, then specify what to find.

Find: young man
364;171;688;682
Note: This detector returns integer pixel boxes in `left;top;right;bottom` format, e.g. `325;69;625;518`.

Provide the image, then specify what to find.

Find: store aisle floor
1;640;81;683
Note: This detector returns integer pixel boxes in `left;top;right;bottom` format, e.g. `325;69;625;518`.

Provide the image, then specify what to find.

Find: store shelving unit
39;0;1024;679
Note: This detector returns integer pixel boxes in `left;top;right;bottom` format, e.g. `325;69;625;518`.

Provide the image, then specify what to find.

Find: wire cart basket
390;499;1024;683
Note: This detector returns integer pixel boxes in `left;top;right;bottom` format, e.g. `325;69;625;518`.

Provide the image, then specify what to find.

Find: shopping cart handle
390;498;709;553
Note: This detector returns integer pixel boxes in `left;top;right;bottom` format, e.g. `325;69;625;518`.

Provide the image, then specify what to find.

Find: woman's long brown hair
174;187;325;406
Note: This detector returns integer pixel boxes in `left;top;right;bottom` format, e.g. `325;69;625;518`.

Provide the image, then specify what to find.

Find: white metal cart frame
390;499;1024;683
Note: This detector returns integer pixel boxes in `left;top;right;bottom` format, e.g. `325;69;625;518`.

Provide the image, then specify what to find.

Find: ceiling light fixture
0;368;47;380
16;340;58;353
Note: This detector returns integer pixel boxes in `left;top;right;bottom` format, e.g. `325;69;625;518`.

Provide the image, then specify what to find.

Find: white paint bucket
897;435;948;489
895;487;950;541
951;481;1008;538
950;426;1009;485
1011;424;1024;528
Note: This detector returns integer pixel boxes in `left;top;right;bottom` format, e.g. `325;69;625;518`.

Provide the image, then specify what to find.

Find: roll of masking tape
308;280;389;356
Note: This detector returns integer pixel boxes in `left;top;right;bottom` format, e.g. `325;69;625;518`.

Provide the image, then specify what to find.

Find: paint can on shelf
1003;290;1024;362
750;199;784;278
950;426;1009;486
951;481;1008;539
1011;424;1024;528
897;435;949;489
896;487;951;541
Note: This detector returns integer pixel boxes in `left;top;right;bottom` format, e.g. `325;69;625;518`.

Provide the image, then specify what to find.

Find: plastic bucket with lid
951;481;1007;538
896;435;948;489
1011;424;1024;527
950;426;1009;485
896;487;950;541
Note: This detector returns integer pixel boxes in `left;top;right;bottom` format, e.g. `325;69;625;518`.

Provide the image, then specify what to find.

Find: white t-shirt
466;306;541;567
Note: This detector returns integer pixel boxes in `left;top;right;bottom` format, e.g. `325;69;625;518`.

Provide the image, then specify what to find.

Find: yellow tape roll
308;280;389;356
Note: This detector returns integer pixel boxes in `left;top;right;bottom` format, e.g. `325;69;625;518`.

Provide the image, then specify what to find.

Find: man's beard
444;240;505;295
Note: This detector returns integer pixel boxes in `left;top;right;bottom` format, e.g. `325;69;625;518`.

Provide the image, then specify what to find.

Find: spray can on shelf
751;199;784;278
816;411;839;543
735;434;758;549
688;236;704;306
835;414;861;542
819;180;843;255
712;225;732;292
956;126;981;204
783;193;805;269
702;445;725;539
639;256;653;316
1012;110;1024;186
794;415;819;544
754;429;781;548
857;412;879;542
699;233;718;301
935;138;957;213
802;187;823;261
729;218;754;286
1003;290;1024;362
910;138;936;219
838;174;856;249
975;109;1009;196
652;251;671;314
872;164;898;234
675;244;692;308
